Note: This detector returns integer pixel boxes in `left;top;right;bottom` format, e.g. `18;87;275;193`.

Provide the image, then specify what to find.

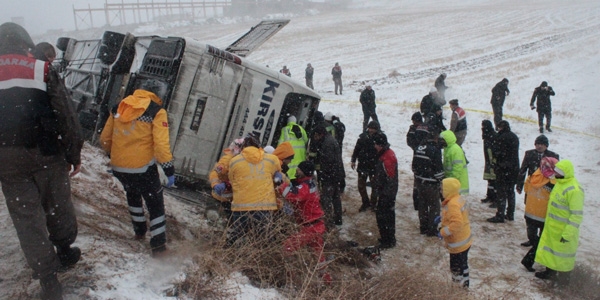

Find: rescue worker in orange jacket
437;178;472;288
227;134;282;246
520;157;558;272
210;138;244;202
100;80;174;257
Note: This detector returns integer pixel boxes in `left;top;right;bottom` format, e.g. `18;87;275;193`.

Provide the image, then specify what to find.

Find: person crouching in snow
277;161;331;283
436;178;472;288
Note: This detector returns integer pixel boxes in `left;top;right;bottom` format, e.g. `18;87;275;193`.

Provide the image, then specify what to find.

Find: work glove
214;182;226;195
433;215;441;225
274;171;283;185
437;231;443;240
166;175;175;188
351;162;356;170
560;237;569;243
530;105;536;110
282;202;294;215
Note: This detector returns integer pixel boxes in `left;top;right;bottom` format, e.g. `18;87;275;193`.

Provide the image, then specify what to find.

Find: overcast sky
1;0;81;35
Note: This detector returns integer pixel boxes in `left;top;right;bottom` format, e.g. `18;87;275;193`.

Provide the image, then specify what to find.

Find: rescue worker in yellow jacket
278;115;308;179
520;157;557;272
210;138;244;202
227;134;282;246
100;81;174;257
534;160;584;284
437;178;472;288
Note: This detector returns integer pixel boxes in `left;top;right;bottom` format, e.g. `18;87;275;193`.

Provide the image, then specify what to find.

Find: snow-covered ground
1;0;600;299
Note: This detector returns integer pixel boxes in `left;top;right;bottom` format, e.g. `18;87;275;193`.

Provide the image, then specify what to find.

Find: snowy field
1;0;599;299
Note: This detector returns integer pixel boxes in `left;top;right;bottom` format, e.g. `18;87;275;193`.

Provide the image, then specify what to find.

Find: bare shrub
389;69;401;77
173;213;472;300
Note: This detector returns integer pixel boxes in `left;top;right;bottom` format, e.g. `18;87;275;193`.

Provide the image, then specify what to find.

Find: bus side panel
171;53;244;179
241;69;293;147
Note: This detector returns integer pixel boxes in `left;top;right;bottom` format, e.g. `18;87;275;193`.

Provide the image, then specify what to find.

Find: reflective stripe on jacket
229;146;281;211
523;169;554;222
278;122;308;179
209;149;235;202
535;160;584;272
100;90;173;173
440;178;472;254
441;130;469;194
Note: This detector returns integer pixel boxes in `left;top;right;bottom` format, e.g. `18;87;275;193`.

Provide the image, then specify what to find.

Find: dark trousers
412;175;419;210
450;247;470;288
492;104;503;128
416;180;441;235
357;171;377;207
306;78;314;90
320;181;343;226
227;210;274;246
486;180;497;201
522;217;545;268
0;149;77;279
362;109;379;132
538;110;552;129
496;182;516;219
376;194;396;246
333;78;343;94
113;164;166;251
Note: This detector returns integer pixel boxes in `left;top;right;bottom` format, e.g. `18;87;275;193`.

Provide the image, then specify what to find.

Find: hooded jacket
481;120;496;180
209;148;235;202
440;130;469;194
100;89;173;175
278;175;324;226
440;178;472;254
229;146;281;211
493;122;520;183
523;169;555;222
278;123;307;179
0;53;83;166
535;160;584;272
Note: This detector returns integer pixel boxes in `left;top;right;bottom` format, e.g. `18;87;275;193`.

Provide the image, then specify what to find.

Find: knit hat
373;133;388;146
429;87;438;94
534;135;549;147
264;146;275;154
324;112;333;121
297;161;315;177
367;120;381;130
449;99;459;106
540;157;559;178
273;142;295;162
228;138;245;155
541;81;548;87
287;115;296;123
411;112;422;123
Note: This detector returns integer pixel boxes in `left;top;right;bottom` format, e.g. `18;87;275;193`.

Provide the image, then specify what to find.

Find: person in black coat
311;125;345;227
407;112;429;211
435;73;449;100
516;134;559;247
359;85;379;132
372;133;398;249
516;135;559;194
490;78;510;128
412;127;444;236
530;81;555;133
480;120;497;206
351;120;380;212
487;120;520;223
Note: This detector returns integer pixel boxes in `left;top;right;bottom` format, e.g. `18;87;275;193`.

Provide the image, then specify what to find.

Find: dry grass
170;215;472;300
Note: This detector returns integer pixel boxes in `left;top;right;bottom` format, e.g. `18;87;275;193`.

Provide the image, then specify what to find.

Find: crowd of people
0;20;585;298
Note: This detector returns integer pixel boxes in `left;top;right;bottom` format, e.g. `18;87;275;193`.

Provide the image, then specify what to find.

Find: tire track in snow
349;24;600;86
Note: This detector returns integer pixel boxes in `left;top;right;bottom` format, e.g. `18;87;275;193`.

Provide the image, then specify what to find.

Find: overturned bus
56;20;320;188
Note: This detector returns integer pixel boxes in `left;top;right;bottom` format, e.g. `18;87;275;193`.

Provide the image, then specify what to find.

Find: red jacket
278;176;324;225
